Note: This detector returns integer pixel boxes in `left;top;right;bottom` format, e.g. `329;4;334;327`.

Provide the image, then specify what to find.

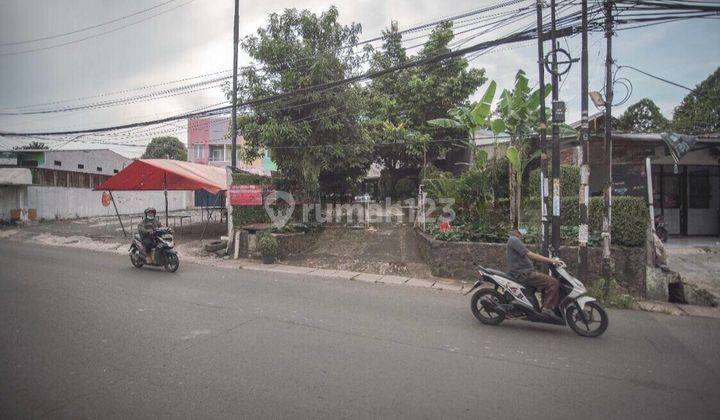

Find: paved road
1;241;719;419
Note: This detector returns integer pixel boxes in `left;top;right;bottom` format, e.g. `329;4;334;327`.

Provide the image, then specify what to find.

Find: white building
10;149;131;176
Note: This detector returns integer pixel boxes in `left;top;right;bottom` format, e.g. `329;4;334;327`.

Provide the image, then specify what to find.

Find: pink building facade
187;117;275;175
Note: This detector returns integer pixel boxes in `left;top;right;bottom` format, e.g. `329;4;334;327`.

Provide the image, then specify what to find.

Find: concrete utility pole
578;0;590;281
602;0;614;280
535;0;550;258
230;0;240;169
549;0;561;256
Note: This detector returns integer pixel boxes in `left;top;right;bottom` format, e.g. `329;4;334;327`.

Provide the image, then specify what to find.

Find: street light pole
230;0;240;169
535;0;550;259
549;0;561;257
578;0;590;281
602;0;614;281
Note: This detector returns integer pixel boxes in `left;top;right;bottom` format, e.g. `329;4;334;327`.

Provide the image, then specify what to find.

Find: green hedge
527;165;580;198
231;172;273;227
522;195;648;247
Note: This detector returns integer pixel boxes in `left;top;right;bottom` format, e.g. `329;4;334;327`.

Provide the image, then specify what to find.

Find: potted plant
257;233;278;264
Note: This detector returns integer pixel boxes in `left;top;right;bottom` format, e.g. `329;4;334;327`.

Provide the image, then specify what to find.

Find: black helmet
144;207;157;218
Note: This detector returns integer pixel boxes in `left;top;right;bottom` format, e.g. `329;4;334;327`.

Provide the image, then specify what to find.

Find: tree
141;136;187;160
13;141;49;150
672;67;720;134
234;7;372;198
364;21;486;194
493;70;550;229
617;98;670;132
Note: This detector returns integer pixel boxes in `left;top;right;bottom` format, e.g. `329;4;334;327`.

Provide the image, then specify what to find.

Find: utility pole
549;0;561;256
535;0;550;259
230;0;240;169
578;0;590;281
601;0;614;281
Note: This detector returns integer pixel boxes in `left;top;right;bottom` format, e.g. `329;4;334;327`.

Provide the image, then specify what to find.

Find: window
54;160;61;166
209;145;224;162
193;144;204;160
97;167;102;172
113;169;119;174
77;164;84;169
688;166;715;209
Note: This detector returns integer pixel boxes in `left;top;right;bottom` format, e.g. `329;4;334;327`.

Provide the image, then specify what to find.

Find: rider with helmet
137;207;162;256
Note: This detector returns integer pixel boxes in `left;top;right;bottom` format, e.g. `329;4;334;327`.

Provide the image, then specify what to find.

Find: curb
636;300;720;319
240;262;468;293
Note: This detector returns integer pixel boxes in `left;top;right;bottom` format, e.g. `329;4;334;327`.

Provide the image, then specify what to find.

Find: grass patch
587;278;636;309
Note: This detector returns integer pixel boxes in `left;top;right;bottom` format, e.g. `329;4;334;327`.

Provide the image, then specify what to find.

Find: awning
95;159;227;193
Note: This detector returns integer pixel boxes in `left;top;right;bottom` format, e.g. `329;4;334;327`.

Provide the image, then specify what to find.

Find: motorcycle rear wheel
566;301;608;338
471;289;506;325
164;253;180;273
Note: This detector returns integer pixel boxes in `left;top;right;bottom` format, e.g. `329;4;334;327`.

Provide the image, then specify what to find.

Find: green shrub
604;197;650;246
233;206;270;227
527;165;580;198
587;278;636;309
522;196;648;247
257;233;278;257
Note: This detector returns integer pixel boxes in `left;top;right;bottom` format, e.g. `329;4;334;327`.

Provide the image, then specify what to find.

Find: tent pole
108;191;126;237
164;171;169;226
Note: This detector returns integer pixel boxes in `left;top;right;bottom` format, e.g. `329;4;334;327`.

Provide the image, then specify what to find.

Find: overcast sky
1;0;719;157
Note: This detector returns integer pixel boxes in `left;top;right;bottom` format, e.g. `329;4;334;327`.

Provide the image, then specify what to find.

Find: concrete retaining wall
415;228;647;297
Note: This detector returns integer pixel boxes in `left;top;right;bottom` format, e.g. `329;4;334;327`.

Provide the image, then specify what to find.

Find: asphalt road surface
1;241;719;419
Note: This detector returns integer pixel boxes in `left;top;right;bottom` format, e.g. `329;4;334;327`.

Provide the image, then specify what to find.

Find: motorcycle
465;264;608;337
655;214;668;243
129;227;180;273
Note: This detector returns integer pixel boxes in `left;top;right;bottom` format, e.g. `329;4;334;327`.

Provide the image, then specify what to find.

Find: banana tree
427;80;503;162
495;70;551;229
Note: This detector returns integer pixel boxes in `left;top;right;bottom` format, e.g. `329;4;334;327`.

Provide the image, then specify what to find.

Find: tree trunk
509;167;519;229
515;174;522;228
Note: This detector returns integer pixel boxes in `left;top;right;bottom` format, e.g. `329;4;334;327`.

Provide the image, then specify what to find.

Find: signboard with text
229;185;263;206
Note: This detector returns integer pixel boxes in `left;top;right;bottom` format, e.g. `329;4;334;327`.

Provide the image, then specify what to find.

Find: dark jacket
137;217;161;239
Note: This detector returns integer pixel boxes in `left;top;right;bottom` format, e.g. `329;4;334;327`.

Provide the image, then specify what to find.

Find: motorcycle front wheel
470;288;506;325
566;301;608;338
164;253;180;273
130;249;144;268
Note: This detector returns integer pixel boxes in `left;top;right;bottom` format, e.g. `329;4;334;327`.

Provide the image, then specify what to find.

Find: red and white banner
229;185;263;206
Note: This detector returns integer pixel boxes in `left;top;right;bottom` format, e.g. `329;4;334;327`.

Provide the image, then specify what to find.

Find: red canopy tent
96;159;226;194
95;159;227;235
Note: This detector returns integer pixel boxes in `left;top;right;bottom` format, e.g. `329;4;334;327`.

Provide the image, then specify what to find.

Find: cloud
1;0;718;155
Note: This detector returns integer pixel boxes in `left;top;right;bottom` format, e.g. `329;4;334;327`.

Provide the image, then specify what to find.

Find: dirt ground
0;210;231;266
284;223;434;278
1;213;441;280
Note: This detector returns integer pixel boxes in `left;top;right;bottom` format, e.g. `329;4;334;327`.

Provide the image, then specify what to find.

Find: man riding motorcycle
137;207;162;257
506;229;566;321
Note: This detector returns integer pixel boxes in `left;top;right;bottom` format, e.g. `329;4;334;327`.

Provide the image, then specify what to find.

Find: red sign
229;185;263;206
101;191;112;207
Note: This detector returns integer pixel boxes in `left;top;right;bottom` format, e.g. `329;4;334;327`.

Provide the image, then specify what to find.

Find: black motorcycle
129;227;180;273
466;264;608;337
655;214;668;242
